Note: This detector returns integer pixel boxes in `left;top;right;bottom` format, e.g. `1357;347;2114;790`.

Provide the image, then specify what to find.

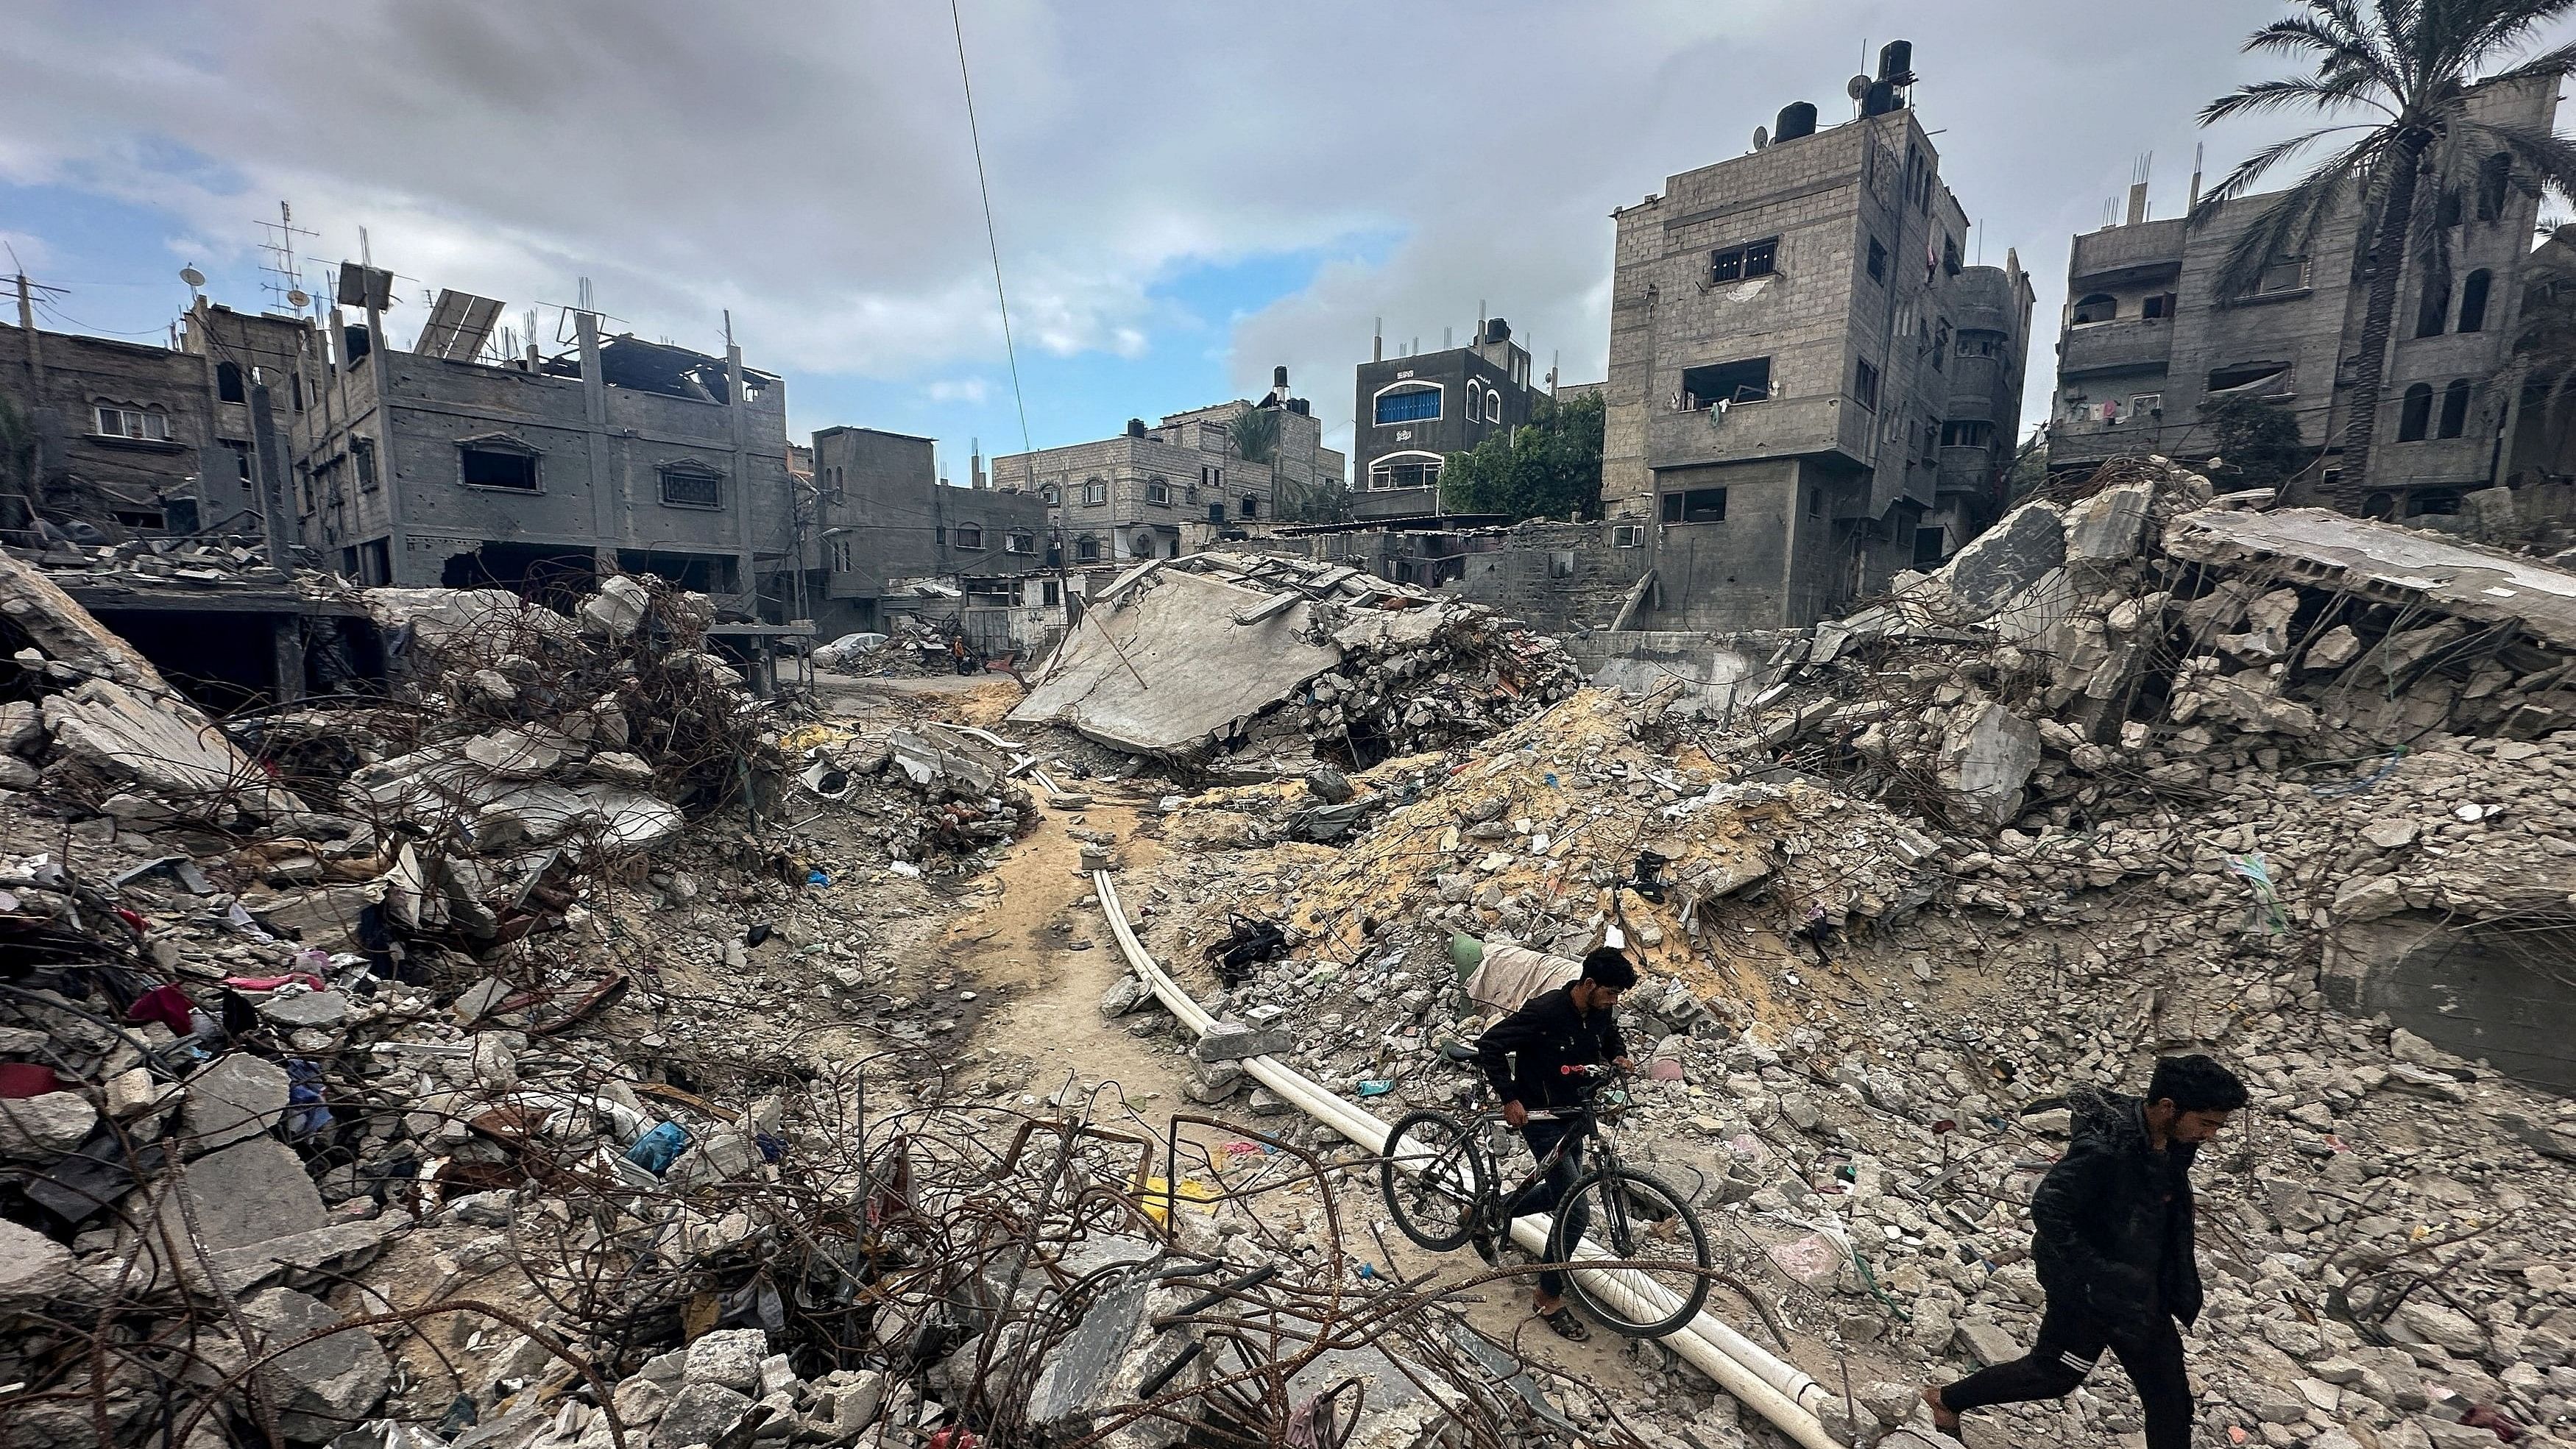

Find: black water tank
1484;316;1510;343
1861;79;1902;117
1878;39;1913;82
1273;365;1289;388
1125;418;1146;438
1774;101;1818;141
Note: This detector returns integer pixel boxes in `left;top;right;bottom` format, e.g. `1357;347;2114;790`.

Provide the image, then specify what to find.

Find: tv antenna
255;200;319;310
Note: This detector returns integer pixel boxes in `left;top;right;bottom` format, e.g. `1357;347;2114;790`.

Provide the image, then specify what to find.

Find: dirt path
941;791;1195;1110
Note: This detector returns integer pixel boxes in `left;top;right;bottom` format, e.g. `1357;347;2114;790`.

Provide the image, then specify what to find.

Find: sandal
1538;1305;1590;1342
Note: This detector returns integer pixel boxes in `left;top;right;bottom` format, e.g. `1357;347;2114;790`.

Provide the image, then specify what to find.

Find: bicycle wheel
1379;1110;1492;1252
1546;1167;1712;1337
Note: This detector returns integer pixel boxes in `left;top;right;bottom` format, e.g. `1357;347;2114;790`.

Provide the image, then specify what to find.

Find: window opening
2438;379;2472;439
1679;357;1772;410
1659;486;1728;523
2397;383;2434;442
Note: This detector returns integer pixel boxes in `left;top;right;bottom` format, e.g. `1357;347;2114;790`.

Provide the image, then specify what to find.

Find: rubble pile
1011;552;1582;772
1097;460;2576;1448
792;721;1039;874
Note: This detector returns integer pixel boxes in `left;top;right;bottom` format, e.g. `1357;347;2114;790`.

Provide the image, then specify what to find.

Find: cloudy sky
4;1;2567;475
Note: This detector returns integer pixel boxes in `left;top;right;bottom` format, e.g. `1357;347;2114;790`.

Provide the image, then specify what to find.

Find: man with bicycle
1474;946;1637;1341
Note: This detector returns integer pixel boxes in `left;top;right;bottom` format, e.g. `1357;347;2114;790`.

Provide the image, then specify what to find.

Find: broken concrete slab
2063;481;2154;564
1192;1021;1290;1062
0;550;174;694
1011;569;1342;757
258;991;351;1031
41;678;305;818
578;575;651;640
232;1286;392;1442
0;1216;75;1308
1941;502;2067;614
242;884;376;954
1934;701;2041;829
154;1136;328;1258
0;1091;99;1159
2169;506;2576;649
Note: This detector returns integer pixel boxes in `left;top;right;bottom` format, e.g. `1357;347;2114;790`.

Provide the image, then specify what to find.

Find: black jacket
1476;985;1627;1114
2030;1088;2205;1331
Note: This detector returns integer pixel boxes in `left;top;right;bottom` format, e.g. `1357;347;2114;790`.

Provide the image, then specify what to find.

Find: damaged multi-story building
802;425;1055;652
2;288;311;540
1351;316;1543;521
289;272;796;616
1599;42;2035;631
2047;74;2561;520
986;370;1343;567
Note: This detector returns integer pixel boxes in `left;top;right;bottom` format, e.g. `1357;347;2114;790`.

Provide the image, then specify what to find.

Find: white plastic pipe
1093;873;1872;1449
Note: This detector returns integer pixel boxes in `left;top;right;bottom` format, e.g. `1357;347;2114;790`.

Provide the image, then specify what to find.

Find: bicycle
1378;1063;1713;1337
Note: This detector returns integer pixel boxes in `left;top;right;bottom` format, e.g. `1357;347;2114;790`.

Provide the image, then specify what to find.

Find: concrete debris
1013;553;1581;766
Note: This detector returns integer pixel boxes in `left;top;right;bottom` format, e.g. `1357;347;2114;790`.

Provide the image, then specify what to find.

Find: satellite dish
1847;73;1872;102
1752;125;1769;151
286;288;311;308
180;266;206;288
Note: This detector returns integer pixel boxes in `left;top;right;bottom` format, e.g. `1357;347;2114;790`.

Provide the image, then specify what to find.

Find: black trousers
1507;1118;1589;1299
1941;1294;2193;1449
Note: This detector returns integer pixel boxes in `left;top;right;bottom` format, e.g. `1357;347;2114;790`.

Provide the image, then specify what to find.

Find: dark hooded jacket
2029;1088;2204;1331
1475;985;1627;1114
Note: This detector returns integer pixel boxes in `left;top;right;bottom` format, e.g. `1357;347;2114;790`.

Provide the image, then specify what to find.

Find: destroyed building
1352;315;1543;520
286;273;797;617
988;369;1345;563
2;287;313;541
802;425;1054;648
1598;42;2037;631
2049;74;2559;520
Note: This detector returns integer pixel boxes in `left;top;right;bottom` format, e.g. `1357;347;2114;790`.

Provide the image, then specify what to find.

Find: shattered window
1005;531;1035;554
953;523;985;550
2206;361;2290;397
461;444;539;490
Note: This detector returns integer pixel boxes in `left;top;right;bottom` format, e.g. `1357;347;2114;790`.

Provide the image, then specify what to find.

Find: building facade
291;283;796;617
804;425;1051;640
1600;48;2034;631
2;292;314;541
987;370;1343;564
1351;318;1540;520
2048;75;2556;519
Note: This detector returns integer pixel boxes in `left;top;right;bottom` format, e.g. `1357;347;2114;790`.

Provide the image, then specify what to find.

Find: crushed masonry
1;456;2575;1449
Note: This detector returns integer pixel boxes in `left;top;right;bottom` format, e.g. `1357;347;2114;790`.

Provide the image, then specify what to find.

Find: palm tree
1225;403;1281;466
2193;0;2576;511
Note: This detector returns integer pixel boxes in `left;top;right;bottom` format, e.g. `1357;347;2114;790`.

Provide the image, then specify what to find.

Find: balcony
2060;319;2173;378
2050;414;2170;469
2069;219;2187;286
1646;394;1869;470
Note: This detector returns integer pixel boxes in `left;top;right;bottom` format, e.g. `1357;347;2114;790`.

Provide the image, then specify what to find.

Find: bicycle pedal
1471;1232;1502;1268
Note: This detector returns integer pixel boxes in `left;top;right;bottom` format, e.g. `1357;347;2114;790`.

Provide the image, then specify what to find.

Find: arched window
1486;390;1501;422
2071;294;2117;325
2438;378;2473;439
1039;482;1060;505
1367;450;1443;491
2362;491;2396;520
2416;274;2451;338
216;361;245;403
2398;383;2435;442
1465;381;1482;421
2435;188;2464;229
2458;269;2492;333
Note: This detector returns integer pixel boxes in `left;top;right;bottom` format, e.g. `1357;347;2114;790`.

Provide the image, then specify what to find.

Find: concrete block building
988;370;1342;565
1351;317;1541;520
291;278;796;616
2048;74;2556;520
2;290;313;541
1599;43;2034;631
804;425;1052;642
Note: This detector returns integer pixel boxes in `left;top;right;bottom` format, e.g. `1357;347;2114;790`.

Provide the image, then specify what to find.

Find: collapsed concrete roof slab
1009;570;1342;755
2168;506;2576;649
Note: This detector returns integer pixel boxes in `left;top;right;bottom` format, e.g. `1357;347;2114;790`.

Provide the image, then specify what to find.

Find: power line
948;0;1032;456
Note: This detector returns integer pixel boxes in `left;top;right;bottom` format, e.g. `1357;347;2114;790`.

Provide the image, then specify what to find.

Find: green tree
2007;428;2050;503
1437;392;1604;520
2199;394;2313;492
1226;403;1281;465
2193;0;2576;513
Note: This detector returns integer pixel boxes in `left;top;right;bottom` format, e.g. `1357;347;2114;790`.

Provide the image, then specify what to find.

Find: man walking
1474;946;1637;1342
1924;1053;2248;1446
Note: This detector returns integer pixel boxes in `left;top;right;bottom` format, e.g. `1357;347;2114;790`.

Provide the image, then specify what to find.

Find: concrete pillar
270;615;306;704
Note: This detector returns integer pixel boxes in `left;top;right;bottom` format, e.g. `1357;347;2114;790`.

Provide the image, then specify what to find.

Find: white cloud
4;0;2563;452
925;377;988;404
